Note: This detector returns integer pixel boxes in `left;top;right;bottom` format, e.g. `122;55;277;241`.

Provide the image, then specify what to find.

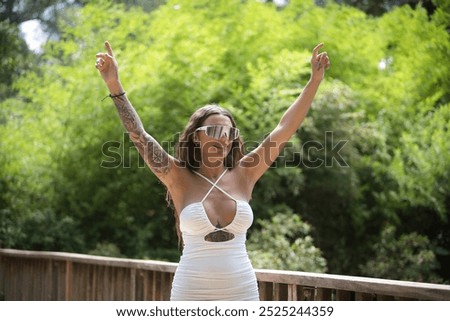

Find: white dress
170;170;259;301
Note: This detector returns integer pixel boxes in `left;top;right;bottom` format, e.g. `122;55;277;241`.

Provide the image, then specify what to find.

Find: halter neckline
193;169;237;203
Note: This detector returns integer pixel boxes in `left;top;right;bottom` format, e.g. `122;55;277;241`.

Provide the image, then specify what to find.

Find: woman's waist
177;249;254;275
180;236;249;260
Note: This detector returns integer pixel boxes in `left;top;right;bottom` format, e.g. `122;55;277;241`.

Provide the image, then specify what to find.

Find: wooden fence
1;249;449;300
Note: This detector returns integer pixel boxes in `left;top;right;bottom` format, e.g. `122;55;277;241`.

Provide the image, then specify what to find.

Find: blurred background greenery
0;0;449;284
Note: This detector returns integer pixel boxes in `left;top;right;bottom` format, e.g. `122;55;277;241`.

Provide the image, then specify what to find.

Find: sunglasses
195;125;240;140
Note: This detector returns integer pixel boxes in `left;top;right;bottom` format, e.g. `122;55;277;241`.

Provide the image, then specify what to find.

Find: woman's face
195;114;235;166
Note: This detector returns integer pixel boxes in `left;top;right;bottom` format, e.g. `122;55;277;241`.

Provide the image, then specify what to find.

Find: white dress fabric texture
170;170;259;301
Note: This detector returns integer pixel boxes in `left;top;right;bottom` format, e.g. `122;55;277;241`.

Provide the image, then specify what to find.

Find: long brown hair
167;104;245;247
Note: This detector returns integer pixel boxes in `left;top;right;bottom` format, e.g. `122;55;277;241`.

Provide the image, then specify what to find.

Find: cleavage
202;192;237;228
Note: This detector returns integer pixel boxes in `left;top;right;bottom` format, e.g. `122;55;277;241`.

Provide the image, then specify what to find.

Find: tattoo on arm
134;132;170;176
113;95;141;133
112;95;171;176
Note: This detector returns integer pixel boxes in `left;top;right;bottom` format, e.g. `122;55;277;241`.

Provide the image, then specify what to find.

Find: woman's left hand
310;43;330;82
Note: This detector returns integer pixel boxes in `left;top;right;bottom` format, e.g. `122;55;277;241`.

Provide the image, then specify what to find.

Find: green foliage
0;21;31;99
360;226;443;283
376;5;448;108
0;0;448;283
247;205;327;272
15;209;83;252
88;242;124;258
389;103;450;217
333;0;437;16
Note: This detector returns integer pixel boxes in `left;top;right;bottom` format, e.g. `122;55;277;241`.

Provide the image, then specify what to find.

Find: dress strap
194;169;237;203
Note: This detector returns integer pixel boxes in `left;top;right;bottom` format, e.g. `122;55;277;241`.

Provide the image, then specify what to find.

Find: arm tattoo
112;95;170;176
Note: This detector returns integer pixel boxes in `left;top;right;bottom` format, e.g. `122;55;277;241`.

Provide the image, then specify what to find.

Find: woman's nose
218;134;231;143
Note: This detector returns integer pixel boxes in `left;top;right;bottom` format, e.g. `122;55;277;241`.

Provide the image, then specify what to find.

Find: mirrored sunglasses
196;125;240;140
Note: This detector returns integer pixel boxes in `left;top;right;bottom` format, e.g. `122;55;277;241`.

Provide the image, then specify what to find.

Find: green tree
247;205;327;272
360;226;443;283
330;0;436;16
0;0;82;25
0;20;31;99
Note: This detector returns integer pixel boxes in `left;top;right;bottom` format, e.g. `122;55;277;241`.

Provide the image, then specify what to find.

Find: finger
321;55;330;70
315;54;329;70
314;54;324;69
317;54;323;64
96;52;113;66
95;61;104;70
96;57;105;65
105;41;114;57
312;43;324;58
318;51;327;59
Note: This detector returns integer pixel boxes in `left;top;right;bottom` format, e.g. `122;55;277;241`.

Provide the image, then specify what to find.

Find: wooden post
65;260;72;300
130;268;136;301
287;283;297;300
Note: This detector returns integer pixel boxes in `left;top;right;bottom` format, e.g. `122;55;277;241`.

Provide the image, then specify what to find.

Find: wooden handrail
255;269;450;300
0;249;178;272
1;249;449;301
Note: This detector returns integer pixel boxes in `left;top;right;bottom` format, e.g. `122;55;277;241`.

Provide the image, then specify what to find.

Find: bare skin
96;41;329;227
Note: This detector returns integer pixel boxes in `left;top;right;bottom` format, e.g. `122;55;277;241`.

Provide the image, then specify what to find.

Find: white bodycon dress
170;169;259;301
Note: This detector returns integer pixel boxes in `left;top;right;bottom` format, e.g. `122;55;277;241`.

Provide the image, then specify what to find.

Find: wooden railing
1;249;449;300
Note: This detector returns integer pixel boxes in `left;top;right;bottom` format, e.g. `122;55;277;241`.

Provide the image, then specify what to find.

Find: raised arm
240;43;330;184
95;41;178;184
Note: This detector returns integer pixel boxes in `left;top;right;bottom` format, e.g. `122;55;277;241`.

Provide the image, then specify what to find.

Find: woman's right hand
95;41;119;84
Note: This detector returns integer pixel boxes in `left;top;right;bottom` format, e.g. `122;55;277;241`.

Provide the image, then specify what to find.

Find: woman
95;41;330;300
